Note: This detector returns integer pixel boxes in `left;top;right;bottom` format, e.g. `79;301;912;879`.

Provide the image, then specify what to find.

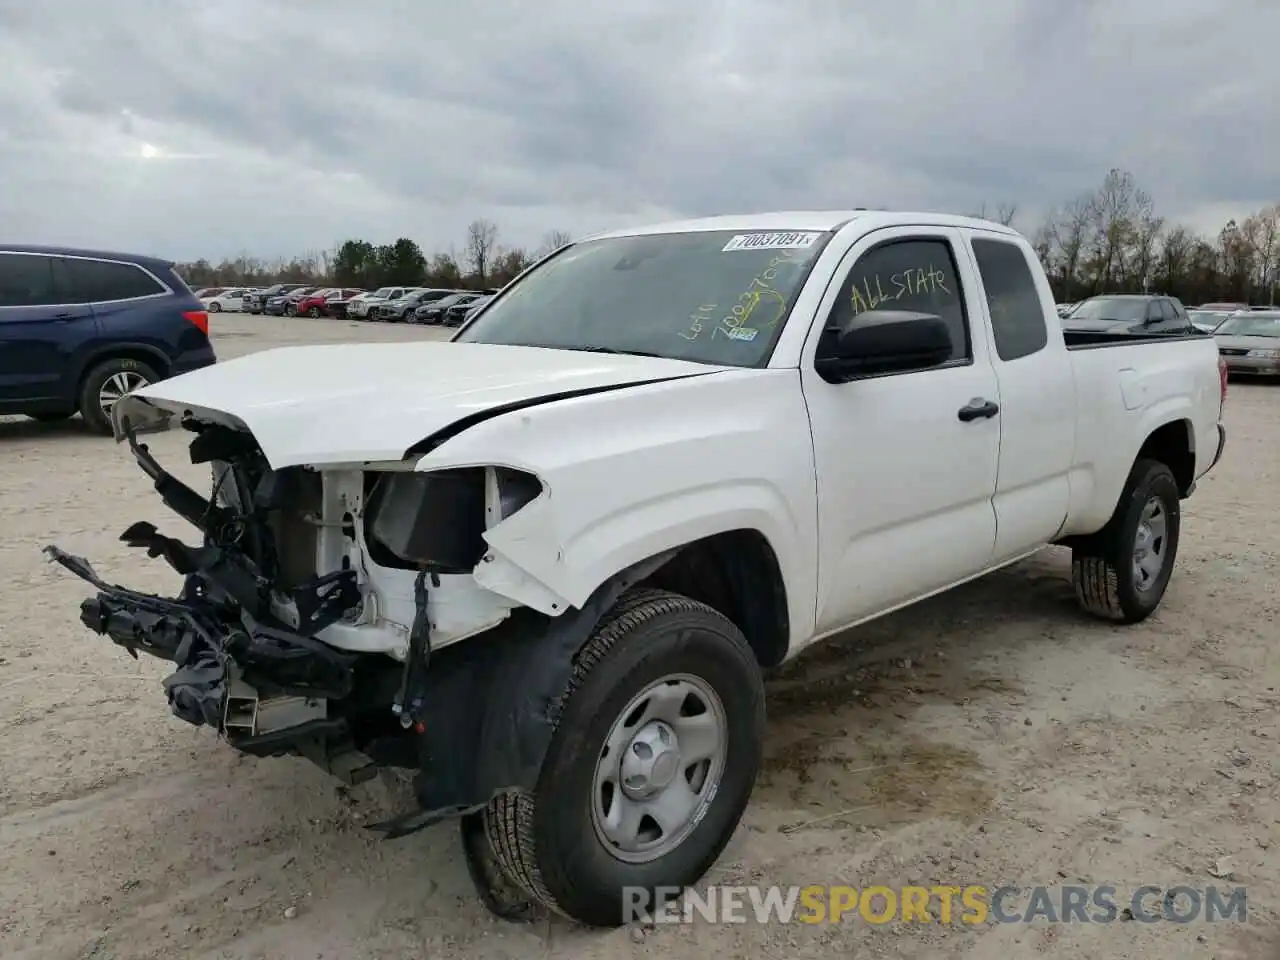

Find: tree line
177;220;570;294
175;170;1279;307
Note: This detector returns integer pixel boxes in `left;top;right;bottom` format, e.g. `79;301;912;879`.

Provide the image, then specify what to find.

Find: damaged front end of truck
44;409;660;840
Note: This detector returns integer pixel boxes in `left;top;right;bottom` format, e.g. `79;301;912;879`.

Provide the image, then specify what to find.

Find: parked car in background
284;288;337;317
264;286;318;317
1188;309;1231;333
406;290;476;323
414;291;482;324
1198;302;1250;312
323;289;368;319
201;287;253;313
441;293;493;327
1061;294;1196;336
295;287;362;318
374;288;439;322
348;286;415;320
245;283;310;314
1214;310;1280;376
1055;302;1077;318
0;244;216;434
192;287;225;299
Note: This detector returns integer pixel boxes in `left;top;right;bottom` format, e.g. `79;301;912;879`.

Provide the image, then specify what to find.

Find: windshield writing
454;230;830;366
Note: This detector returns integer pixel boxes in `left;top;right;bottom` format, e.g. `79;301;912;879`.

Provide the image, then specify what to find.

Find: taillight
183;309;209;335
1218;356;1228;410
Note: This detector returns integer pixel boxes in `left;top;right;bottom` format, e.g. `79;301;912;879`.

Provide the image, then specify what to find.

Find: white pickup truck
48;211;1227;927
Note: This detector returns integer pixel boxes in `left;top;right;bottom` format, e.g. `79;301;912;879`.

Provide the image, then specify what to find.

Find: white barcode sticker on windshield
721;232;821;253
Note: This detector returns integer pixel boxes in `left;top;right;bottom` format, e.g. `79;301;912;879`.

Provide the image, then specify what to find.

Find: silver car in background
347;286;415;319
1214;311;1280;376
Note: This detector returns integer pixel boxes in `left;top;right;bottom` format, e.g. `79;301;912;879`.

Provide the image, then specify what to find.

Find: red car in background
295;288;363;318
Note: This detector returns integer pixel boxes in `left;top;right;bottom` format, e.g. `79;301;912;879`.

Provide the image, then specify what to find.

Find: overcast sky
1;0;1275;262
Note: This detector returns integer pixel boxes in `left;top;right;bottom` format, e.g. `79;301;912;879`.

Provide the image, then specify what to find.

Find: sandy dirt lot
2;313;1278;959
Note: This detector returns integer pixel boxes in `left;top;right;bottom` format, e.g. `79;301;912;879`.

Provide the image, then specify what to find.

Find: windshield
454;229;832;365
1065;298;1149;324
1216;314;1280;337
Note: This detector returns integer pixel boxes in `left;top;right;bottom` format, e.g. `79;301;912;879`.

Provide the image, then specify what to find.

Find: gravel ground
1;313;1277;959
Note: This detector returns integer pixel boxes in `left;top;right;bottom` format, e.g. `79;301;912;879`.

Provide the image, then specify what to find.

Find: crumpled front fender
364;550;673;835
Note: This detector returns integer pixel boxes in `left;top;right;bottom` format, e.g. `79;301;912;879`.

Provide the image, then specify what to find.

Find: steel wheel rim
590;673;728;864
98;371;149;415
1132;495;1168;591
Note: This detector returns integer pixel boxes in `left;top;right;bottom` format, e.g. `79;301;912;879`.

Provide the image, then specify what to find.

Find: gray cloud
1;0;1276;261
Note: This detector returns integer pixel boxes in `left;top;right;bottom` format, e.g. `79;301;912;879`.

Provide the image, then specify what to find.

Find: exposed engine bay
43;413;611;829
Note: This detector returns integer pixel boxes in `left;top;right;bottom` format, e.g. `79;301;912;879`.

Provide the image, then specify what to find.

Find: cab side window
819;238;971;371
971;237;1048;361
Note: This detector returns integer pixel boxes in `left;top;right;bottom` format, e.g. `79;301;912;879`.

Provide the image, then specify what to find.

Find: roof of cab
586;210;1021;241
0;243;174;271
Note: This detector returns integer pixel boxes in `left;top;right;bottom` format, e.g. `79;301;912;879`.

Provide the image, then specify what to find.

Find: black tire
485;588;765;927
308;306;321;318
285;304;297;317
208;301;222;313
28;411;73;423
78;357;160;435
1073;458;1181;623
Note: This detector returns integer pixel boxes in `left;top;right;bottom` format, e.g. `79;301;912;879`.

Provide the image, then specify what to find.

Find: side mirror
815;309;954;381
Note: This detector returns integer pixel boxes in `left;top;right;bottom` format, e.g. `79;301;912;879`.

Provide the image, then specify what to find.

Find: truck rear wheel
1073;457;1181;623
484;588;765;927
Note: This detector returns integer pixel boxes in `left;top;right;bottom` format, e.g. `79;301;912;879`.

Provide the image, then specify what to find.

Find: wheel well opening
1138;420;1194;496
78;349;170;397
639;530;789;668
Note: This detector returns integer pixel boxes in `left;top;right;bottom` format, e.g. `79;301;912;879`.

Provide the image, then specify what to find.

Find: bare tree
1157;226;1193;292
465;219;499;285
969;202;1018;226
1086;168;1144;292
1246;204;1280;304
1045;193;1093;298
541;229;573;255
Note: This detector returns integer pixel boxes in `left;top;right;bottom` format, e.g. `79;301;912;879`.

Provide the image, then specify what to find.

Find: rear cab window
970;237;1049;361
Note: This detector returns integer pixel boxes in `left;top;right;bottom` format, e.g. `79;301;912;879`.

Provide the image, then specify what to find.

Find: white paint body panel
112;342;725;468
114;211;1225;662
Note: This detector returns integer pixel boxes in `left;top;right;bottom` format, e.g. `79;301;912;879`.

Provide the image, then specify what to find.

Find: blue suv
0;245;217;434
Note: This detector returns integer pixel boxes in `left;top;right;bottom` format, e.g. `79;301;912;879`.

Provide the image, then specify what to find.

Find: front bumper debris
46;542;358;731
43;419;373;780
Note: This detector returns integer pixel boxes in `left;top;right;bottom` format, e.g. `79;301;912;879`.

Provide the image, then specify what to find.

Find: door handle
957;398;999;421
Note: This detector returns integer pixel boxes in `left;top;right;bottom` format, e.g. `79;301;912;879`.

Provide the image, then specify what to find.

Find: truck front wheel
485;588;765;927
1072;457;1181;623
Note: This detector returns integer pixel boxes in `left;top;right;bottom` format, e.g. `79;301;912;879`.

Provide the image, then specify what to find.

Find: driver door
798;226;1001;634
